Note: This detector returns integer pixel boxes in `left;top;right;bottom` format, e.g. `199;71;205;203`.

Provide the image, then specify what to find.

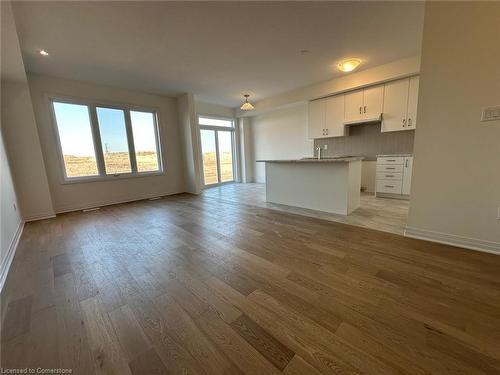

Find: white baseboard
0;220;25;292
54;190;184;214
25;213;56;222
404;226;500;256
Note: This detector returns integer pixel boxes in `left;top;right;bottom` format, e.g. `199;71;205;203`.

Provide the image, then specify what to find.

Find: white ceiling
12;1;424;107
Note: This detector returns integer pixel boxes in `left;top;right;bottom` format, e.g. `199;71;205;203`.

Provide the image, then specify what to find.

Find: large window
198;116;235;186
51;99;162;181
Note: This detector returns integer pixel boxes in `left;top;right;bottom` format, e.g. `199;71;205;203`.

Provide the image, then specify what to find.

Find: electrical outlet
323;144;328;150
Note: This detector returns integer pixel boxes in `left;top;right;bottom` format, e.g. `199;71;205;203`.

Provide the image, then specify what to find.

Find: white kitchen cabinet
344;86;384;124
344;89;364;123
325;95;346;137
308;95;345;139
401;156;413;195
382;76;419;132
376;155;413;198
406;76;419;129
363;85;384;120
308;98;326;139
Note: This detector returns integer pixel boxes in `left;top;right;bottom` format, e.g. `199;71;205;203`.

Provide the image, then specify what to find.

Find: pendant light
240;94;255;111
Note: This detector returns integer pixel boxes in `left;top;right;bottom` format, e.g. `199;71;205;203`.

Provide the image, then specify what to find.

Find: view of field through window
53;102;160;178
200;128;234;185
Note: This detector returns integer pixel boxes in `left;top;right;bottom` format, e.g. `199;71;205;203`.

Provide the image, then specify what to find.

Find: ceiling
12;1;424;107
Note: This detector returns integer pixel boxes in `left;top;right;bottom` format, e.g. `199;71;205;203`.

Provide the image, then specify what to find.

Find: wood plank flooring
1;190;500;374
203;183;410;235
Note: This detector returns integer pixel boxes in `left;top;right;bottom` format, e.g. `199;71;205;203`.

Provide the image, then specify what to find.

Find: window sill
60;170;166;185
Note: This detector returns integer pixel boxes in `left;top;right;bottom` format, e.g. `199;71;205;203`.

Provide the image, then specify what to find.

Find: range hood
343;113;383;126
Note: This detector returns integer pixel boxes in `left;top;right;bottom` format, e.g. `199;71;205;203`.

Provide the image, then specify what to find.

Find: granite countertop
257;156;364;163
377;153;413;157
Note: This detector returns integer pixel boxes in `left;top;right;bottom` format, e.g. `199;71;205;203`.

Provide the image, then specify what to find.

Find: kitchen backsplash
314;122;414;160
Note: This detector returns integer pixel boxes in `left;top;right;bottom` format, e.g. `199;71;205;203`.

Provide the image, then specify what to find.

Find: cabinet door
344;89;364;123
402;156;413;195
406;76;419;129
325;95;345;137
308;99;326;139
363;85;384;120
382;78;410;132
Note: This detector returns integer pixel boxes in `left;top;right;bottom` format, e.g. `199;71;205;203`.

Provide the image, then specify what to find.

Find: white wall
406;2;500;253
195;100;234;119
0;128;22;289
2;81;55;219
28;74;186;212
1;1;54;221
178;93;202;194
251;104;313;183
238;117;254;183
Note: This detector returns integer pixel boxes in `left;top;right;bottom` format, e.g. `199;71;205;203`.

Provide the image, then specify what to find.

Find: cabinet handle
408;118;412;126
385;185;394;188
364;106;367;114
386;167;396;170
405;159;409;168
359;106;362;114
387;159;396;162
402;119;406;127
385;175;394;177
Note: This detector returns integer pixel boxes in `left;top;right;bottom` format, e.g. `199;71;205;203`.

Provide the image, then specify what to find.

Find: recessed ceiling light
337;58;361;72
39;49;49;56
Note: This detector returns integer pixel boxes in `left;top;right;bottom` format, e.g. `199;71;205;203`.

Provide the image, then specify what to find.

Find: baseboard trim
25;213;56;222
0;220;25;292
54;190;185;214
404;226;500;256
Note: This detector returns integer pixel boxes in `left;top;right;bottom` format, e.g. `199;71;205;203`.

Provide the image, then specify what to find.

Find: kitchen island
257;157;363;215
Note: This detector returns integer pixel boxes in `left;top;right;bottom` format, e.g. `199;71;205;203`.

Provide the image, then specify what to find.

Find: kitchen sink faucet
316;146;322;160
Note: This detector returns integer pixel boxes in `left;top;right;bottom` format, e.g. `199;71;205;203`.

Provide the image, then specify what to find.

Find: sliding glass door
199;117;235;186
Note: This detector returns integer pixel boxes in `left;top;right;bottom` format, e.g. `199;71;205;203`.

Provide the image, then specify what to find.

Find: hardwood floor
203;183;410;235
1;191;500;374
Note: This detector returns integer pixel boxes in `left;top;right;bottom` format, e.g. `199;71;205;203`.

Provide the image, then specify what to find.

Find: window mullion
214;130;221;184
89;105;106;176
124;110;138;173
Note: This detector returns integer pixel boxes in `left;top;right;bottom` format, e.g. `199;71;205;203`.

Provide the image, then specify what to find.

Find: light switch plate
481;106;500;122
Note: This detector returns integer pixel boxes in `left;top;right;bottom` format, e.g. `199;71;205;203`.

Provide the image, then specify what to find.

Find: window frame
197;115;236;187
48;96;164;184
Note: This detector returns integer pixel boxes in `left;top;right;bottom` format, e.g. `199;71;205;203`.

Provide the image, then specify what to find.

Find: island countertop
257;156;364;163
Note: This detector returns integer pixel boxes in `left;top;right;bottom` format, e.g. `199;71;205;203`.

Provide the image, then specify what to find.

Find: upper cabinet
308;95;346;139
344;86;384;124
308;99;326;139
382;76;419;132
406;76;419;129
307;75;418;139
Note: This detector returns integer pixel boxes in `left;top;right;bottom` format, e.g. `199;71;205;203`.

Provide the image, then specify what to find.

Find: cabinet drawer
376;172;402;181
376;164;403;173
377;156;404;165
376;180;403;194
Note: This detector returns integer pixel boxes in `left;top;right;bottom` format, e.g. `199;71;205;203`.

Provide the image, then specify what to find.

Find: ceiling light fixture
39;49;49;56
240;94;254;111
337;58;361;73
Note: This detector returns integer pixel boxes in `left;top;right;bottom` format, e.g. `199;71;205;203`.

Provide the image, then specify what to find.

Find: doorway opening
198;116;235;186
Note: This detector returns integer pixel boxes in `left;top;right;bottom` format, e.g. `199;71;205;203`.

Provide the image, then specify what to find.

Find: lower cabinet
375;156;413;198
